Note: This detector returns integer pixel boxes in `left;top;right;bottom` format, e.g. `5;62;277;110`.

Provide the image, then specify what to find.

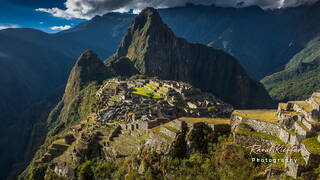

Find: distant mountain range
1;3;320;179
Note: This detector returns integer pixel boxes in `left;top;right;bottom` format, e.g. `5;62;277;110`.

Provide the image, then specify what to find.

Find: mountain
159;3;320;79
262;35;320;101
2;3;320;179
63;50;113;103
44;51;113;138
18;9;320;179
0;15;132;179
1;3;320;120
18;8;271;179
107;7;273;108
55;3;320;80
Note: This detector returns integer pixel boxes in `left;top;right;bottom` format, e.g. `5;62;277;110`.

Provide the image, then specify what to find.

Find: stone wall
170;120;185;131
234;133;276;147
294;122;308;137
160;126;178;138
307;98;320;111
293;104;314;122
300;144;320;168
279;128;290;144
232;116;281;137
289;135;299;146
147;130;173;154
285;160;305;178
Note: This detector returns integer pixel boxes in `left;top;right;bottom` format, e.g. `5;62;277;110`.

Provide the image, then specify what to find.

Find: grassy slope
262;35;320;101
20;82;101;179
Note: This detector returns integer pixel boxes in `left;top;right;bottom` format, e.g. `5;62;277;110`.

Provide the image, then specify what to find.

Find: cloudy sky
35;0;319;20
0;0;318;32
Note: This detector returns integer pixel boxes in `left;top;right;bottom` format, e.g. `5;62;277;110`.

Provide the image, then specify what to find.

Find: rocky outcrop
107;7;273;108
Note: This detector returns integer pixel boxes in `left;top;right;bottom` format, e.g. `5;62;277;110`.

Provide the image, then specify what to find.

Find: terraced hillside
21;76;234;179
232;93;320;178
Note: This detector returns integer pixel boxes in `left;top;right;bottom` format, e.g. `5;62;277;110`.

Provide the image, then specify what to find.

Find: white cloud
0;24;20;30
50;25;72;30
36;0;319;20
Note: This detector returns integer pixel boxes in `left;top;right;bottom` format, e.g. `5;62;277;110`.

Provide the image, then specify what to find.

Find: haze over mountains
1;3;320;179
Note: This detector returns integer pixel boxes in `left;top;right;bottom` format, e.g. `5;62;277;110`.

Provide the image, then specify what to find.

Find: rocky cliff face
108;7;273;108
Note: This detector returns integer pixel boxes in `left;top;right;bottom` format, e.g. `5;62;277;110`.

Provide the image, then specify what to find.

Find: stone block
170;120;185;131
279;128;290;144
301;119;313;130
285;160;304;178
289;135;299;146
294;122;308;136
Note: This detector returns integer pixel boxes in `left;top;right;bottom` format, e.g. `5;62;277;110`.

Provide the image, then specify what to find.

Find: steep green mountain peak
108;7;273;108
114;7;174;62
64;50;112;103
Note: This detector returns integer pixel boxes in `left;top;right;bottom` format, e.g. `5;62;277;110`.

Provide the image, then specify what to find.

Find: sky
0;0;319;33
0;0;84;33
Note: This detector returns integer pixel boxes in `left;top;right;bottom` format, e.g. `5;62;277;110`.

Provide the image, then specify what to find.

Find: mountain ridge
107;7;273;108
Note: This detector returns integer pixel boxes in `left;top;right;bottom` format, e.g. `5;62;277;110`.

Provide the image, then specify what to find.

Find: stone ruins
232;92;320;178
